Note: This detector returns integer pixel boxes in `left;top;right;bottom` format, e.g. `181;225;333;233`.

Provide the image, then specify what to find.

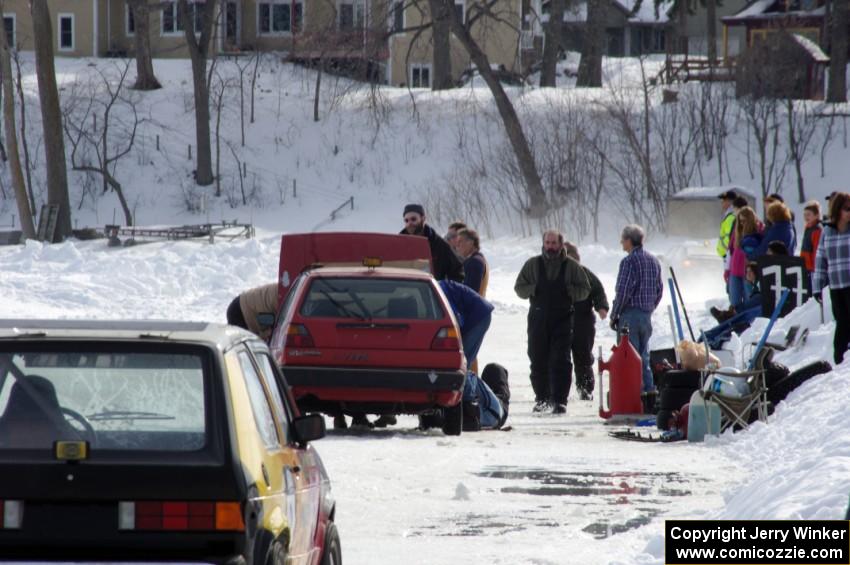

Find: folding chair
700;368;769;432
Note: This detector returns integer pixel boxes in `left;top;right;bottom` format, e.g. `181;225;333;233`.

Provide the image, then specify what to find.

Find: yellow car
0;319;340;565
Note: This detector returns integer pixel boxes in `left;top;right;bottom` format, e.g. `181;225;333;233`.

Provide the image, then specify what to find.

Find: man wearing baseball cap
400;203;464;282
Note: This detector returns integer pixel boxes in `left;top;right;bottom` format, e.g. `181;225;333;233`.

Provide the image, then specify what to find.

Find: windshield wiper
87;410;175;421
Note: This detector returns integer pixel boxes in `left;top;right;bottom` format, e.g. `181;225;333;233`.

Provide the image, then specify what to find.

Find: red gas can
598;330;644;419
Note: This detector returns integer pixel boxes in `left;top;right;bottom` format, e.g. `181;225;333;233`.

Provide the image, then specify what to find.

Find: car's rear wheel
441;403;462;436
321;522;342;565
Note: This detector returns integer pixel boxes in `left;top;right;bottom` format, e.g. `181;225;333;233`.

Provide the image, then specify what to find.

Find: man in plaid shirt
611;225;663;392
813;191;850;365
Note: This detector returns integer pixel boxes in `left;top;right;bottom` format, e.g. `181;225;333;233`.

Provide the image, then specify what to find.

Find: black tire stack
655;369;701;430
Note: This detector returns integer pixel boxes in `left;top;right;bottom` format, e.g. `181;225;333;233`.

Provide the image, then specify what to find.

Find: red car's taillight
431;326;461;350
118;501;244;531
0;500;22;529
285;323;315;348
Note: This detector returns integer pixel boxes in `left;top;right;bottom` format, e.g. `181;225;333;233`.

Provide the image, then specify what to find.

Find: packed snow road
0;232;750;564
7;232;849;564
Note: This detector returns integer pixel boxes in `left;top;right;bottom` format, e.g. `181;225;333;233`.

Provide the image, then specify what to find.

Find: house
735;31;828;99
666;185;755;239
720;0;845;99
525;0;671;58
384;0;522;86
679;0;748;57
0;0;523;88
721;0;826;60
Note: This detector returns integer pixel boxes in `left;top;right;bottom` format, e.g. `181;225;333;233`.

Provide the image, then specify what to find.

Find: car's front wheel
441;403;462;436
321;522;342;565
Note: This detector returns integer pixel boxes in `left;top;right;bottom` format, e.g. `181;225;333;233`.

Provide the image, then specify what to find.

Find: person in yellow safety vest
716;190;738;259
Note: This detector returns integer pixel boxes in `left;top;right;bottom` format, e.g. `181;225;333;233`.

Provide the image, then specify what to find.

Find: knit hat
403;204;425;217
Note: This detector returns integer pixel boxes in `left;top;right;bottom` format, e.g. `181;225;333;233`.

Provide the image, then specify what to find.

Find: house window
339;0;365;30
453;0;464;24
652;29;665;52
3;15;14;48
162;2;203;34
410;64;430;88
58;14;74;51
392;0;404;32
126;3;135;36
162;2;181;33
259;1;302;33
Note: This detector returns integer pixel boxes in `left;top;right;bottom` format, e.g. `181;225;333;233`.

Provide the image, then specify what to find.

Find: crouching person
226;283;279;340
420;280;497;431
462;363;511;430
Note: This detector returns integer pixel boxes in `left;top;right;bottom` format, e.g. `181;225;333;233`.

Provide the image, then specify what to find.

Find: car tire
441;403;462;436
321;522;342;565
659;386;694;412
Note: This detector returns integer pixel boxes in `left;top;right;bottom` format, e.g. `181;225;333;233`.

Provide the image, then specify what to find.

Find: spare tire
657;369;701;390
659;386;694;412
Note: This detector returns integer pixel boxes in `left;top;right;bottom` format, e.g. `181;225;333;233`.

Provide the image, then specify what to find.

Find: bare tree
784;99;818;203
706;0;717;63
576;0;603;87
250;50;262;123
211;70;231;197
599;57;667;226
818;111;838;177
827;0;848;103
178;0;219;186
0;0;34;239
442;0;547;214
29;0;72;240
740;94;787;199
13;51;35;212
128;0;162;90
581;130;608;242
539;0;564;86
62;61;142;226
427;0;454;89
231;56;252;146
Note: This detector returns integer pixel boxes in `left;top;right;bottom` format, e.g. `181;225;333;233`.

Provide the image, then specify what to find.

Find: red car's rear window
300;278;443;320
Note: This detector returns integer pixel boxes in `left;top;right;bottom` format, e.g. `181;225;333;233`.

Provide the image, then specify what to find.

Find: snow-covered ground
1;53;849;564
1;230;847;565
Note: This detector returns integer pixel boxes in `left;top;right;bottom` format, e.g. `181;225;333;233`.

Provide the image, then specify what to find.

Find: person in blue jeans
438;279;494;367
610;225;663;393
438;280;508;429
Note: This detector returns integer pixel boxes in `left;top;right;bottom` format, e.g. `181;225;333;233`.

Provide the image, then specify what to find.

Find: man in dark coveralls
514;230;590;415
564;242;609;401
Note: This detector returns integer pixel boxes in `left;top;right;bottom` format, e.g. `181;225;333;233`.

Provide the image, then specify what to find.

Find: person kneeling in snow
422;280;509;430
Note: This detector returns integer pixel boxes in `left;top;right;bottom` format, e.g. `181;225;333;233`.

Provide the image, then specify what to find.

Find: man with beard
514;230;591;414
400;204;464;282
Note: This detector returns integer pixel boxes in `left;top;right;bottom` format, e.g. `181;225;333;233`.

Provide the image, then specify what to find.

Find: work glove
609;317;618;332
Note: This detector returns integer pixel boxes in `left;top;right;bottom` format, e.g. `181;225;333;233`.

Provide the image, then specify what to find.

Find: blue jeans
702;305;761;349
619;308;654;392
463;372;504;429
462;313;491;368
728;275;745;309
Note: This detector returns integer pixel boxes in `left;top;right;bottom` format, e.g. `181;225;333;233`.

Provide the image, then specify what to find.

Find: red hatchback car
268;233;467;435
